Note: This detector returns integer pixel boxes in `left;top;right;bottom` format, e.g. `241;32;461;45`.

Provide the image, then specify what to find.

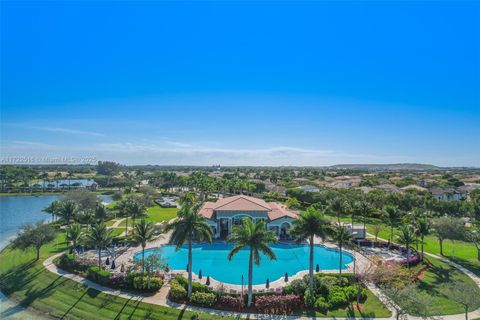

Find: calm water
135;243;353;285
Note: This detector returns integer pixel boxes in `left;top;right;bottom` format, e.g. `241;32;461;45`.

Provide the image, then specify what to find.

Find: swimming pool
134;243;353;285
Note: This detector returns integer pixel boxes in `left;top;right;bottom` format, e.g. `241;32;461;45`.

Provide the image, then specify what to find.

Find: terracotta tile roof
198;195;298;221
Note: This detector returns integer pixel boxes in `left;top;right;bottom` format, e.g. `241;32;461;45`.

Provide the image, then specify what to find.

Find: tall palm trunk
142;247;145;276
389;224;394;247
247;249;253;307
406;244;410;268
187;236;193;298
98;248;102;268
309;235;314;289
125;216;128;235
339;245;343;275
421;235;425;260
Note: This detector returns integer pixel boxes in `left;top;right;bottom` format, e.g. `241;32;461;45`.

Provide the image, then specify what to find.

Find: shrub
169;279;187;301
190;292;217;307
174;275;188;289
285;279;307;296
304;287;316;309
328;286;348;308
58;253;76;268
87;266;110;286
133;276;163;292
192;281;211;293
314;296;330;313
109;273;127;288
217;295;244;310
255;294;303;314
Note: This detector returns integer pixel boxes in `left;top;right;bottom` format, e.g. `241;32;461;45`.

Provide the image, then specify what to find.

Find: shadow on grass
448;256;480;277
61;289;88;319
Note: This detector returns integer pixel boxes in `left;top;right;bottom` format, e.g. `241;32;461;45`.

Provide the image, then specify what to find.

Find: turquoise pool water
134;243;353;285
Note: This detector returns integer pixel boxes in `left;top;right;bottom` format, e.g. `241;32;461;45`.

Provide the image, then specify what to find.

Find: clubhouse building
198;195;299;239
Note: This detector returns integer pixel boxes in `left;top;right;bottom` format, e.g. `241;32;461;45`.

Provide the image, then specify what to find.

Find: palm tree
328;197;346;223
66;223;84;254
126;200;145;233
86;222;113;268
357;200;372;237
67;170;74;190
54;172;62;190
116;199;130;235
133;220;156;275
383;205;402;247
228;218;277;307
330;224;353;274
165;204;213;298
42;200;61;222
397;224;418;268
179;191;197;208
289;206;330;289
95;203;108;222
58;200;77;224
415;214;431;261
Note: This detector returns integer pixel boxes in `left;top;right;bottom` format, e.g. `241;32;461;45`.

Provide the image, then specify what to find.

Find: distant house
265;182;286;196
430;188;466;201
296;185;320;193
401;185;427;192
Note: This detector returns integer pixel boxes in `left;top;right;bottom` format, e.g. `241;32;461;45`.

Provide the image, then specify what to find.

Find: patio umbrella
206;276;210;286
266;278;270;289
199;269;203;279
284;272;288;282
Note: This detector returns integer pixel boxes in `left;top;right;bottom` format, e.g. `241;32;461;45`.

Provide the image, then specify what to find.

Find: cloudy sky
1;1;479;167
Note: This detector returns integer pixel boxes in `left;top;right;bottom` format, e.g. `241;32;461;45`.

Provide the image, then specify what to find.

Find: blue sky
1;1;479;166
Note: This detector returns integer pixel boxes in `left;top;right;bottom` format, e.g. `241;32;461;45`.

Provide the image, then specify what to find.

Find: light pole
241;274;244;298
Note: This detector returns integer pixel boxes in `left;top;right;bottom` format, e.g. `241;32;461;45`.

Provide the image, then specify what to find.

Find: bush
192;281;212;293
109;273;127;288
284;279;307;296
87;266;110;286
304;287;316;309
314;296;330;313
255;294;303;314
133;276;163;292
190;292;217;307
169;279;187;301
217;295;244;310
328;286;348;308
174;275;189;289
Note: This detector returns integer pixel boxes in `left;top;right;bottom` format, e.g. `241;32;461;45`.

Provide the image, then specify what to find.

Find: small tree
371;223;383;242
396;224;418;268
444;282;480;320
466;226;480;261
286;197;301;209
11;222;56;260
65;223;84;254
432;216;463;256
383;205;402;247
144;248;166;289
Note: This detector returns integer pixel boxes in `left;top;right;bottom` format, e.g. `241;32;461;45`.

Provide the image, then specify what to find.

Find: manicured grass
0;233;232;320
145;205;178;223
118;205;178;227
413;257;480;315
109;228;124;237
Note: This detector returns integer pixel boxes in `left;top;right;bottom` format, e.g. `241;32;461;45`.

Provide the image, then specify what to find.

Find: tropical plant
290;206;330;289
227;218;277;307
330;224;353;274
126;199;145;233
85;222;113;268
95;203;108;222
133;219;156;275
42;200;61;222
58;200;78;224
179;191;197;208
414;214;431;260
65;223;84;254
396;224;418;268
165;204;213;298
383;205;402;247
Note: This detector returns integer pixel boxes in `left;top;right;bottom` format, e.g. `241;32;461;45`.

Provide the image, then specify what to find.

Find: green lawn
412;257;480;315
145;205;178;223
109;228;124;237
0;233;231;320
118;205;178;227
